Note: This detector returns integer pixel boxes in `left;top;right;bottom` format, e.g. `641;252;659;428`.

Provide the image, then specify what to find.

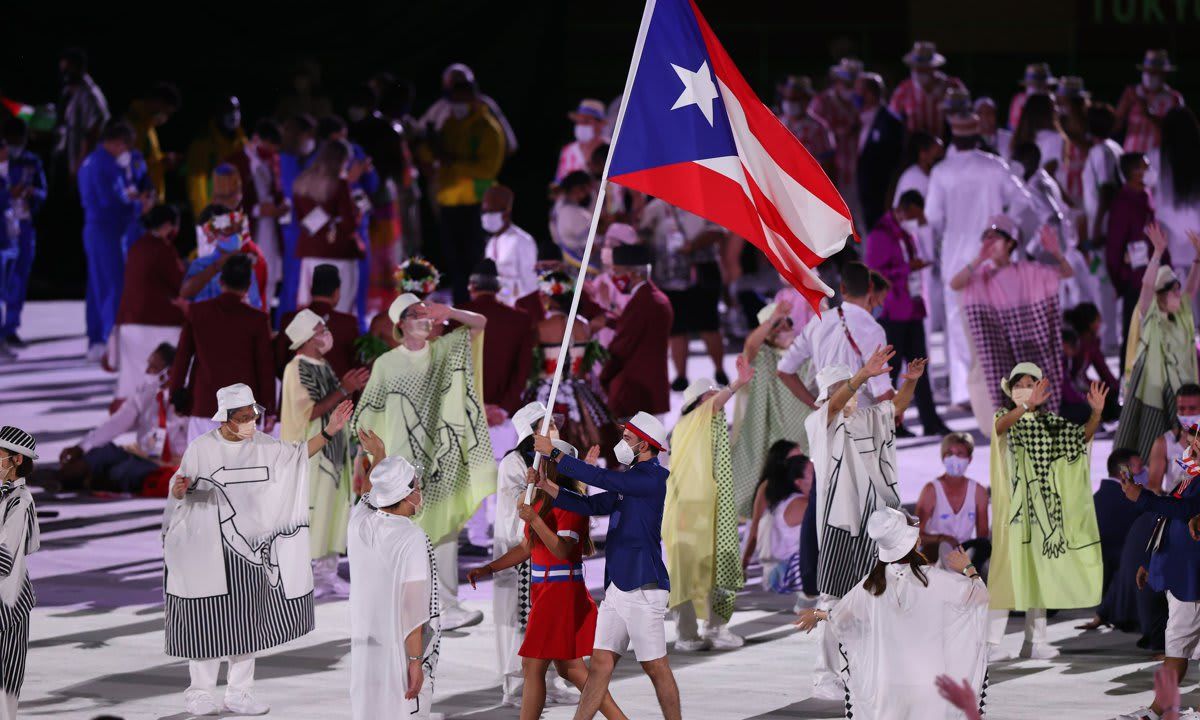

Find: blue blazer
1139;479;1200;601
552;455;670;592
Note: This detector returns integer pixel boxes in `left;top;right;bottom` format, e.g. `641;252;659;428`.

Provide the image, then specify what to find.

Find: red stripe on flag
611;161;826;313
686;0;854;236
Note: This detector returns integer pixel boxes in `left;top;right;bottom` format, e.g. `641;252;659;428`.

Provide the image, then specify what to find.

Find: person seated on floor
915;432;991;570
58;343;186;494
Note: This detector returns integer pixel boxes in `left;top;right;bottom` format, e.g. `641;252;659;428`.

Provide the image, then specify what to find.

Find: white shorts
1166;591;1200;660
593;585;669;662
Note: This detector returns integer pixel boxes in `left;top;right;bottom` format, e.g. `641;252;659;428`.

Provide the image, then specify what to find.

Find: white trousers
987;607;1048;647
0;691;15;720
675;599;724;641
434;539;461;609
108;323;181;399
812;593;843;700
297;258;358;315
256;218;282;306
943;282;971;406
188;653;256;694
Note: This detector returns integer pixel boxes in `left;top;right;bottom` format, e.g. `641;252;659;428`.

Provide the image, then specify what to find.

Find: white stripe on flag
716;76;854;258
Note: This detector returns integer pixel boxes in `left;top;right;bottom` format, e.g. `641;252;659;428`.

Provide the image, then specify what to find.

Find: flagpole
521;0;659;524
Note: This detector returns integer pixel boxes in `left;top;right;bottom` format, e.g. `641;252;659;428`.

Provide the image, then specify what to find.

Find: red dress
518;505;598;660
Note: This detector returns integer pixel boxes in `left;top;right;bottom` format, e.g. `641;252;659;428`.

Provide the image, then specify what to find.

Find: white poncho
162;431;314;659
831;565;989;720
349;497;441;720
492;451;531;683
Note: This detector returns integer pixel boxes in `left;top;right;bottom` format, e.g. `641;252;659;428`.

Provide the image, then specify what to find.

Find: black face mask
785;455;808;485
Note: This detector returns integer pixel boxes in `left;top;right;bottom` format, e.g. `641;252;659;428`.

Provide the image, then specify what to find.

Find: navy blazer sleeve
1135;490;1200;521
555;455;659;497
553;487;619;517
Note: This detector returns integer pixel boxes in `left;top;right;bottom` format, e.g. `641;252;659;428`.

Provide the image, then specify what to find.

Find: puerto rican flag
607;0;854;311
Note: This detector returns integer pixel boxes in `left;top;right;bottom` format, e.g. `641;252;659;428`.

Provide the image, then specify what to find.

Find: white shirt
1155;167;1200;268
484;223;539;305
81;375;186;461
892;164;929;207
779;302;892;404
925;149;1034;276
1083;139;1123;237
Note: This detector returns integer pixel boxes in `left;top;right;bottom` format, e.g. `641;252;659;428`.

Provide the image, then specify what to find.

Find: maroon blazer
170;292;277;418
117;234;186;327
462;294;535;415
600;282;673;418
223;148;284;216
516;288;604;329
276;299;361;380
295;181;363;259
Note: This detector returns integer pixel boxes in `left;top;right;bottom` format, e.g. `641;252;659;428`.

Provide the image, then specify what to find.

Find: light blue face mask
216;234;241;255
871;305;884;319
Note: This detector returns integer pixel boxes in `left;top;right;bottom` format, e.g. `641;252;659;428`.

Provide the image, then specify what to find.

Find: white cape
492;452;530;681
349;498;441;719
831;565;989;720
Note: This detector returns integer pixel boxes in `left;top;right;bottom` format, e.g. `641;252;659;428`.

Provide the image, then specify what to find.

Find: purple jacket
1106;186;1162;294
863;211;925;322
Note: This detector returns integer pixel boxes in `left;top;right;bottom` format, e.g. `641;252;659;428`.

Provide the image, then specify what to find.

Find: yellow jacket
432;105;505;206
185;122;247;215
128;101;166;202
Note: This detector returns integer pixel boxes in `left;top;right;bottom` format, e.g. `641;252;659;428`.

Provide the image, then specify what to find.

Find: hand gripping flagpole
520;0;658;534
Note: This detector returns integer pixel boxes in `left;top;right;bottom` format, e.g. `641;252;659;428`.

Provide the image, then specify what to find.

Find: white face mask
943;455;970;477
115;151;132;168
1143;72;1164;91
231;419;256;440
403;317;433;342
781;100;803;118
899;218;921;237
299;138;316;155
450;102;470;119
1179;414;1200;431
1011;387;1035;407
574;123;596;143
316;333;334;354
404;490;422;512
842;393;859;417
481;211;506;234
614;439;639;466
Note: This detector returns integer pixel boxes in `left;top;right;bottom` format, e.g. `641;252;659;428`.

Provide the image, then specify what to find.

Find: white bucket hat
285;309;324;350
387;293;423;325
682;378;719;409
370;455;421;508
815;364;853;404
756;302;778;326
867;507;920;562
0;426;38;460
210;383;264;422
626;411;669;452
512;401;548;444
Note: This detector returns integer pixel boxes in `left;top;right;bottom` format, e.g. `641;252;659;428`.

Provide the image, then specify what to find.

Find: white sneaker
184;689;219;716
674;637;709;652
987;644;1016;663
86;343;107;363
440;605;484;631
223;689;270;715
545;679;580;705
1114;708;1159;720
704;625;745;650
1020;642;1059;660
500;692;521;707
1177;709;1200;720
325;572;351;597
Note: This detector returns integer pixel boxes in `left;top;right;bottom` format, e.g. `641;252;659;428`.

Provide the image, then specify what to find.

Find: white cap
210;383;264;422
512;401;547;444
626;411;669;452
388;293;423;325
867;507;920;562
815;364;853;404
682;378;718;409
756;302;778;326
370;455;420;507
285;309;324;350
551;439;578;458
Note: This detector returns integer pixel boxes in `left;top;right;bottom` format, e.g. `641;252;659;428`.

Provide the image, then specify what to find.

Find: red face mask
611;273;632;294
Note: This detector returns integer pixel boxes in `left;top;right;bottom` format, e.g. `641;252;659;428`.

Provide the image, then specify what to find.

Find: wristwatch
550;447;563;461
320;429;333;441
407;655;423;662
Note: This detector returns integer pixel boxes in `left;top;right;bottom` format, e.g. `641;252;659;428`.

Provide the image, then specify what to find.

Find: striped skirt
164;547;314;660
817;524;878;600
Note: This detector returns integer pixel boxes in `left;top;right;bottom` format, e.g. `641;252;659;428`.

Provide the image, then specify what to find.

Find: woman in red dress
468;444;627;720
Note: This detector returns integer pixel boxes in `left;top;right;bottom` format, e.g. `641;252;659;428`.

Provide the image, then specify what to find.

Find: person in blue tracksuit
0;118;47;350
78;122;151;359
317;115;378;330
533;410;683;720
276;113;318;324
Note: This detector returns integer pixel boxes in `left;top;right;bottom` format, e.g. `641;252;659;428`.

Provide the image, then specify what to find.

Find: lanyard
836;306;865;361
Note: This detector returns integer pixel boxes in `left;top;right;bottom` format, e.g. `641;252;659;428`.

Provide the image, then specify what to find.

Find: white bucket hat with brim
1000;362;1043;398
0;426;38;460
210;383;265;422
867;507;920;562
512;401;548;444
370;455;421;508
815;364;854;404
682;378;719;409
285;308;324;350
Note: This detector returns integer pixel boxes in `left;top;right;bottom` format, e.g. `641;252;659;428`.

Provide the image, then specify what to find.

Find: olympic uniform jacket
600;282;673;418
552;455;670;592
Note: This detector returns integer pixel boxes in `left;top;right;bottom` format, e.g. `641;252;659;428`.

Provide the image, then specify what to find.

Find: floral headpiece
538;269;573;297
201;209;248;244
394;257;441;295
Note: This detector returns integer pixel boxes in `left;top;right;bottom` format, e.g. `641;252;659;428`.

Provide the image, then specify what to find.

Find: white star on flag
670;60;718;126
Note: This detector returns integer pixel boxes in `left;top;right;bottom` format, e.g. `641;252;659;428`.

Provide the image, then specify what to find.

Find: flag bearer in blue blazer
533;410;682;720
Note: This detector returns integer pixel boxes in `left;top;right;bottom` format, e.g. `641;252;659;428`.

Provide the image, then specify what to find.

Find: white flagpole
521;0;659;524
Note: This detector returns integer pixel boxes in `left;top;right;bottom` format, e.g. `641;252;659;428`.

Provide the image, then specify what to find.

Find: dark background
3;0;1197;300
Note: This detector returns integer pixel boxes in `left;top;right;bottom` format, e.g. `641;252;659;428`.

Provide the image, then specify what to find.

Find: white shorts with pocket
1166;590;1200;660
593;584;669;662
